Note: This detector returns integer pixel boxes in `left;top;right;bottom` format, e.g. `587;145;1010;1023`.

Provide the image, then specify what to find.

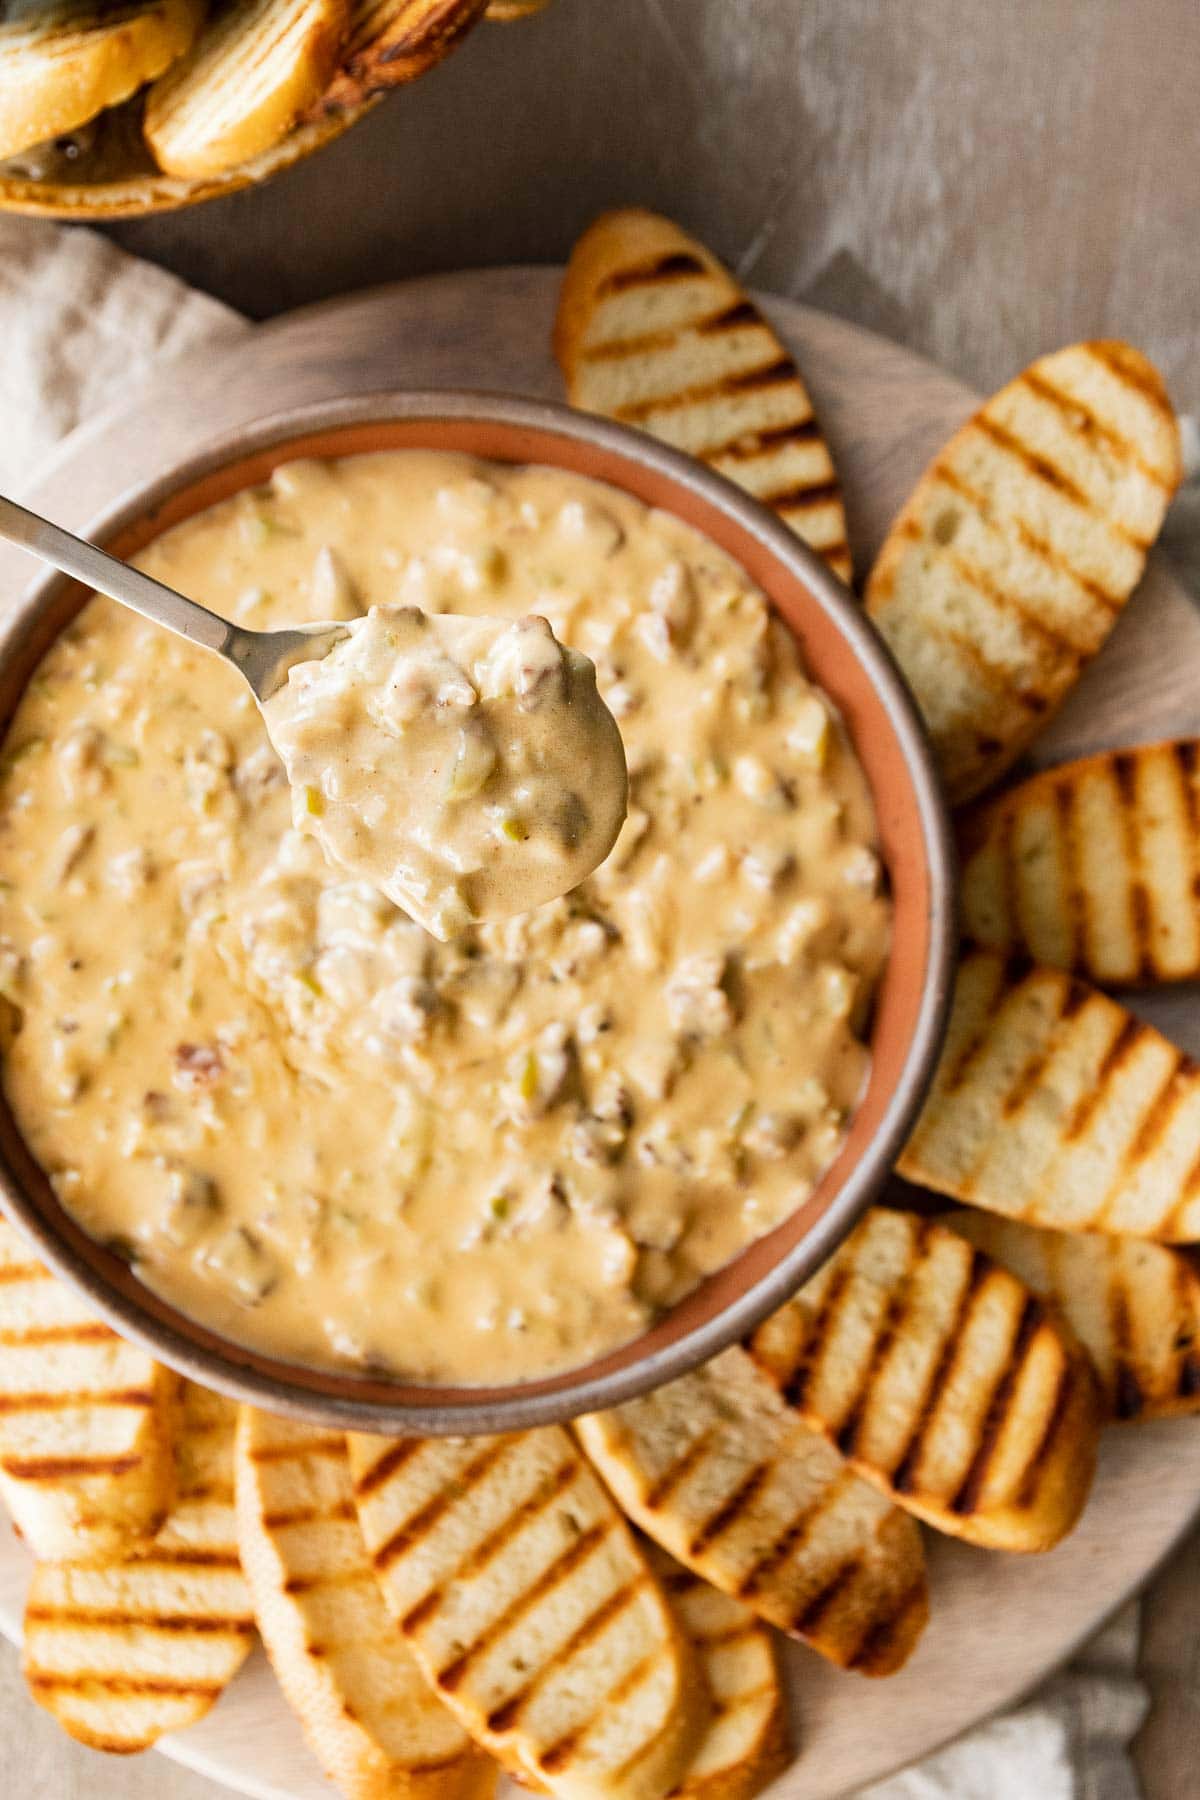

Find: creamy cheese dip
263;607;627;938
0;452;890;1383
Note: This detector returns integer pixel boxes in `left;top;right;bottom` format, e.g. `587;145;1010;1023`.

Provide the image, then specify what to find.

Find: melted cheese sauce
264;607;627;939
0;452;890;1383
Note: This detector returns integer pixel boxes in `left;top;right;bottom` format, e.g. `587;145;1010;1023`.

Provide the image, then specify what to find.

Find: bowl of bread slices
0;0;549;217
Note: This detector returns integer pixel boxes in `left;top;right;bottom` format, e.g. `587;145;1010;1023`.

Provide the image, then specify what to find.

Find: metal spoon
0;492;346;699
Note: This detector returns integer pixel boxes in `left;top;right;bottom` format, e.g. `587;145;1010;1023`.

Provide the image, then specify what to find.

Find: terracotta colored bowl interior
0;397;955;1432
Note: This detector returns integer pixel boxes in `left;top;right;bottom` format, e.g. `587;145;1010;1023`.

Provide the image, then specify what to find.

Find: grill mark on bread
832;1219;933;1456
2;1452;142;1481
0;1261;49;1284
28;1673;226;1698
350;1435;422;1497
1087;341;1171;408
0;1384;155;1415
1111;750;1151;980
1122;1057;1190;1165
760;478;842;514
1061;1014;1144;1141
788;1561;857;1641
24;1604;251;1636
849;1578;928;1675
435;1519;613;1691
948;1295;1044;1515
401;1454;581;1634
248;1434;344;1466
781;1264;850;1410
484;1573;649;1734
0;1321;131;1348
642;1426;718;1510
613;359;797;425
688;1463;770;1555
263;1498;356;1529
714;416;819;460
734;1465;850;1600
371;1438;512;1575
595;252;708;295
1108;1270;1140;1419
1015;1359;1076;1507
285;1565;372;1598
974;414;1091;509
891;1250;988;1490
581;301;765;363
1174;1257;1200;1404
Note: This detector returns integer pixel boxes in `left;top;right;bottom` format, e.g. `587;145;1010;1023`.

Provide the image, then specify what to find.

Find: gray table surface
6;2;1200;1795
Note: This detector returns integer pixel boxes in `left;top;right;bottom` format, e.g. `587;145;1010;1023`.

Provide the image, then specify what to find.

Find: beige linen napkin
0;217;245;494
0;215;1166;1800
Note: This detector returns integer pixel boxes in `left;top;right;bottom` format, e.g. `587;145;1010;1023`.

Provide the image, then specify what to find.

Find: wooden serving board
1;269;1199;1800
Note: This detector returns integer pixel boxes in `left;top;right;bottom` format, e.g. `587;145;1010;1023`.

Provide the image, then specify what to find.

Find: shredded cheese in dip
0;452;890;1383
263;607;627;938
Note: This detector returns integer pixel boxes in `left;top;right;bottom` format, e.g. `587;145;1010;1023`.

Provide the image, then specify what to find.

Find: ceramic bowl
0;391;956;1432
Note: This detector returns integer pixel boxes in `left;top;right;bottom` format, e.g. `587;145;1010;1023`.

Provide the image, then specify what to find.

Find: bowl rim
0;389;957;1433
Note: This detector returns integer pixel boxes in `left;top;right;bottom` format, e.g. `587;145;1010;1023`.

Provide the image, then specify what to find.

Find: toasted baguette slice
748;1208;1100;1551
144;0;347;178
0;1217;177;1562
639;1543;789;1800
317;0;488;111
866;342;1181;803
959;740;1200;985
486;0;551;16
0;0;205;159
949;1210;1200;1423
235;1408;494;1800
577;1349;927;1677
346;1425;707;1800
22;1381;253;1753
555;209;852;585
900;950;1200;1240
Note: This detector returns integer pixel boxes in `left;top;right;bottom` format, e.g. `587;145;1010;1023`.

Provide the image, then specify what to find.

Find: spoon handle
0;492;233;659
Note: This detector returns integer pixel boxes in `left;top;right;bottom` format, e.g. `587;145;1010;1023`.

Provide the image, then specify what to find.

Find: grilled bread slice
959;740;1200;985
0;1217;177;1562
899;950;1200;1240
346;1425;708;1800
235;1408;494;1800
555;209;853;585
0;0;205;159
577;1349;927;1677
318;0;488;111
641;1543;789;1800
748;1208;1100;1551
866;342;1181;804
144;0;347;178
22;1380;253;1753
950;1209;1200;1423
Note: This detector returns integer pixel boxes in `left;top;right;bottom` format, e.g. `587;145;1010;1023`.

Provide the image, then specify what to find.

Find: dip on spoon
0;493;627;938
262;605;628;938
